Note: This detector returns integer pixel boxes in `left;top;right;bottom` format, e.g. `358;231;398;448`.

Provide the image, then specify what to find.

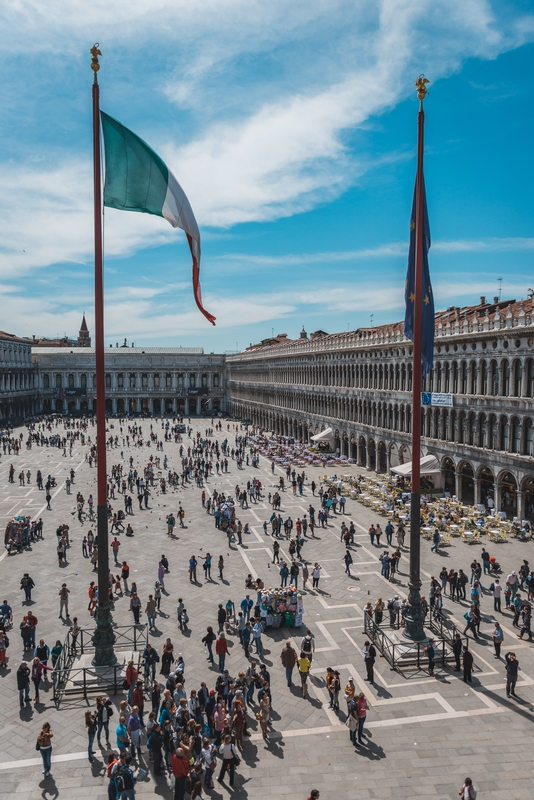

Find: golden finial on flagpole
415;75;429;108
90;44;102;83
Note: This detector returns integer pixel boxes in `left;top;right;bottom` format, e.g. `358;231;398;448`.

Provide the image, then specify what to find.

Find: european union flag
404;173;434;375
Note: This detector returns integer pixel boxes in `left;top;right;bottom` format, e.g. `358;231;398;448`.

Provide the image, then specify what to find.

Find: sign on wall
422;392;453;407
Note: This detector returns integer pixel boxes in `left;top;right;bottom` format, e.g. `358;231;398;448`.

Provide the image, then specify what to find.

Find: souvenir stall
260;587;305;629
218;497;236;532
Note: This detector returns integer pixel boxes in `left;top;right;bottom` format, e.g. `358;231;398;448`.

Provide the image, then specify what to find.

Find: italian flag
100;111;216;325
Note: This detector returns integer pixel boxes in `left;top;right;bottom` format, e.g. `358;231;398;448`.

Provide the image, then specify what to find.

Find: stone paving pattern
0;419;533;799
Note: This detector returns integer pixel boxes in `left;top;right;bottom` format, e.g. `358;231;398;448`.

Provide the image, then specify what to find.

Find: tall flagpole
403;76;429;642
90;44;116;666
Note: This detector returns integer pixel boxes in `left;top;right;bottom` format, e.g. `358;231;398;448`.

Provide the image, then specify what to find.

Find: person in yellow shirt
344;676;356;710
297;653;311;698
325;667;335;707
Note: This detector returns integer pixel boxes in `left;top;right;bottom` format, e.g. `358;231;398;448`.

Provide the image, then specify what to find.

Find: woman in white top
217;734;238;787
201;736;216;789
459;777;477;799
312;564;322;589
187;689;199;715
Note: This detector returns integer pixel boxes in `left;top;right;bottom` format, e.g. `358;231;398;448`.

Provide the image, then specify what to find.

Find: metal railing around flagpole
363;614;466;673
52;624;147;708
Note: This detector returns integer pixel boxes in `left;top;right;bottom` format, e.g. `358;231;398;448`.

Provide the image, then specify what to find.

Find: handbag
345;715;358;731
122;678;129;690
35;740;41;751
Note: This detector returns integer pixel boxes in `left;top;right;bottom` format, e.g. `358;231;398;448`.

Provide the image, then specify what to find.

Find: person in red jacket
172;747;190;800
131;681;145;726
215;632;229;672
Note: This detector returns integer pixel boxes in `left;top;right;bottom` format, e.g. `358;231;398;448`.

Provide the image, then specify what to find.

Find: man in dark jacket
363;640;376;683
143;643;160;681
17;662;30;706
217;604;227;633
20;574;35;603
280;641;298;687
452;633;463;671
505;651;519;698
148;723;164;774
462;646;474;683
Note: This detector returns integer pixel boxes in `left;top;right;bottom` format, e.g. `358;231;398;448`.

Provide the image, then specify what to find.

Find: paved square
0;419;532;799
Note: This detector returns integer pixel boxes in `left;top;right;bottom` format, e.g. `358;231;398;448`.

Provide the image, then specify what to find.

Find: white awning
310;427;334;443
391;454;441;477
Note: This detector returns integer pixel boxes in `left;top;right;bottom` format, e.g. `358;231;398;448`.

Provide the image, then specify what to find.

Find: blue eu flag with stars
404;173;434;376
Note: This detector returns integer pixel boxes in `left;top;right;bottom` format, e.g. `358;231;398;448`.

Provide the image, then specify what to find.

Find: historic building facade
227;297;534;521
32;345;226;417
0;331;38;422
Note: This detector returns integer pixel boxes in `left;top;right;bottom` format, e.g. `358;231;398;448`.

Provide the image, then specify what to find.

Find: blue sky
0;0;533;350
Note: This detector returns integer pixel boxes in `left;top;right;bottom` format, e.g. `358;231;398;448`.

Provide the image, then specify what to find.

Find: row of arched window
234;356;534;398
42;372;221;390
230;387;534;457
0;371;36;392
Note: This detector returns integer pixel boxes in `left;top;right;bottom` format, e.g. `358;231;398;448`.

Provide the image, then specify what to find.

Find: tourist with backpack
107;752;123;800
300;630;315;662
114;754;138;798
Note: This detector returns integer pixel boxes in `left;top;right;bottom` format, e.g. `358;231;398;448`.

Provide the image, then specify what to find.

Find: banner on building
422;392;453;407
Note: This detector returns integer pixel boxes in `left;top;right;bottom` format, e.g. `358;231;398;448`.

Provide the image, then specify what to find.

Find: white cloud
432;237;534;253
164;0;525;227
213;237;534;270
0;161;180;275
0;0;531;309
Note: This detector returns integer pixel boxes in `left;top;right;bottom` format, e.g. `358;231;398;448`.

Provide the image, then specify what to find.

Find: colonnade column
454;468;461;500
495;481;502;514
516;490;524;521
474;476;481;507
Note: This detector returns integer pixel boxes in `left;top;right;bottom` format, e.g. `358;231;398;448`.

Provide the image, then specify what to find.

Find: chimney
493;296;499;304
480;296;486;305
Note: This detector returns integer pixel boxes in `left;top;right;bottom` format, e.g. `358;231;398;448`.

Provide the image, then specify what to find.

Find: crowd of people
1;415;509;798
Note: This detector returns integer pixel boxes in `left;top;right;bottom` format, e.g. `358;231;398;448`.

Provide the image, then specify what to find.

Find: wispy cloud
214;237;534;270
0;0;530;266
0;161;180;275
0;0;532;346
432;237;534;253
